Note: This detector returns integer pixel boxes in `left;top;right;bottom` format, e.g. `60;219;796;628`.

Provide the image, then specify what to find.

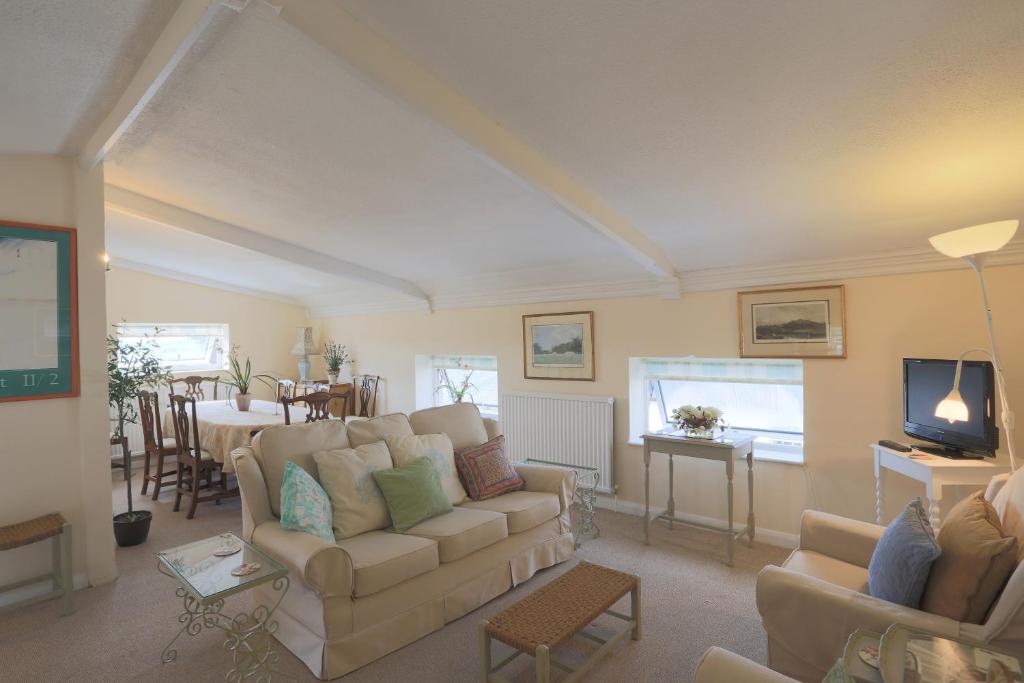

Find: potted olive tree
223;345;277;411
108;330;171;547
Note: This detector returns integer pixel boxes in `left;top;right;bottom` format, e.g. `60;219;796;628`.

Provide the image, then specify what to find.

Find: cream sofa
756;469;1024;682
230;403;576;680
693;647;796;683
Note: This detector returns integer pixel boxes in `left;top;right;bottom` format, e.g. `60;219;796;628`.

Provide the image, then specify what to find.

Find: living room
1;2;1023;682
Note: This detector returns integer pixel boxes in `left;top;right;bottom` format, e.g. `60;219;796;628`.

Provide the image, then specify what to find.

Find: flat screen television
903;358;998;458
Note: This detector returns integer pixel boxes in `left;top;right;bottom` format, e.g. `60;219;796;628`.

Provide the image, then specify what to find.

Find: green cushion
279;461;335;542
372;456;453;532
822;659;855;683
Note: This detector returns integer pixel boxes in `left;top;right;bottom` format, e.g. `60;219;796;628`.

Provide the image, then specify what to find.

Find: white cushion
314;442;393;539
386;433;467;505
346;413;414;447
459;491;560;533
336;530;439;597
404;507;507;562
409;403;489;450
253;421;351;517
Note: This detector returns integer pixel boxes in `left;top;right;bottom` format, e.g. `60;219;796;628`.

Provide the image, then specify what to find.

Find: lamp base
297;357;310;382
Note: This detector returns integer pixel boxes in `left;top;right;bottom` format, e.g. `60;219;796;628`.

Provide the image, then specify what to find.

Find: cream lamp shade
928;220;1018;258
935;388;969;423
290;327;316;357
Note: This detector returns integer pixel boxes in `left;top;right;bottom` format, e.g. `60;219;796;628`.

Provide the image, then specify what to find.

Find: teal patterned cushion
822;659;855;683
280;461;335;542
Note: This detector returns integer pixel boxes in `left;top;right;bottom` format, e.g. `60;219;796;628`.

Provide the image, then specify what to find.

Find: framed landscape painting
0;221;79;402
523;311;594;380
738;285;846;359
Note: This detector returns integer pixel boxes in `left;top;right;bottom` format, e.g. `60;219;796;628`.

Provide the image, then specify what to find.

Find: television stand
912;444;984;460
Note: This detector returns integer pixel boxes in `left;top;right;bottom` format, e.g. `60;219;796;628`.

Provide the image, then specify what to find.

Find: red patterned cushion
454;435;524;501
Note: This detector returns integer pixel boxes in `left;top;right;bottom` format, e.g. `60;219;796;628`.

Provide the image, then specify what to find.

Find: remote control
879;440;912;452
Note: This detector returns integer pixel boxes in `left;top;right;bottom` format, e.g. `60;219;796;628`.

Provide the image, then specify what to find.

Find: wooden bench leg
479;620;491;682
631;576;641;641
58;523;73;616
536;644;550;683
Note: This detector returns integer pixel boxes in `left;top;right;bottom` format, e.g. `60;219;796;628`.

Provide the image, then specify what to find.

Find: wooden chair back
169;376;219;401
351;375;380;418
168;395;203;465
137;389;168;454
329;382;352;418
282;391;348;425
276;379;296;403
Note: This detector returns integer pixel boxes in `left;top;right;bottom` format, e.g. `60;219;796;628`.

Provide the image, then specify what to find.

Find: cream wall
105;268;310;400
314;264;1023;540
0;155;117;592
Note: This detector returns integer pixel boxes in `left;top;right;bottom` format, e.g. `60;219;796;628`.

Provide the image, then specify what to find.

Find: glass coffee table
524;458;600;548
157;532;290;681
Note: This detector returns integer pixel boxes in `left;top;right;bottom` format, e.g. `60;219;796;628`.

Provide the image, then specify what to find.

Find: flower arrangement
437;358;476;404
322;340;350;373
670;405;724;439
223;345;277;410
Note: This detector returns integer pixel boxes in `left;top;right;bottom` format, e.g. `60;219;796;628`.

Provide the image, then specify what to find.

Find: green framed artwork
0;220;79;402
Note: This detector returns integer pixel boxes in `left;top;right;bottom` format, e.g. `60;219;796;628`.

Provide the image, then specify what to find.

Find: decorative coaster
214;545;241;557
231;562;261;577
858;646;880;669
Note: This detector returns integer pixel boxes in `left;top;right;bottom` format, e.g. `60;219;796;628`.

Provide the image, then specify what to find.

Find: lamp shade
935;388;969;423
290;327;316;356
929;220;1018;258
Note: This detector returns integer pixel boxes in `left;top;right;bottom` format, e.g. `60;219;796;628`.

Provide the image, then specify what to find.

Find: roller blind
640;357;803;385
430;355;498;372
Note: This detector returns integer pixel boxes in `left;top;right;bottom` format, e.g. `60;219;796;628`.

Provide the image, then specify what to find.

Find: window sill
626;438;804;466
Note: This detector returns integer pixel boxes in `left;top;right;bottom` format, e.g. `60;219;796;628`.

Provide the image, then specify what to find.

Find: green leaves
222;345;277;395
107;325;172;440
323;340;350;373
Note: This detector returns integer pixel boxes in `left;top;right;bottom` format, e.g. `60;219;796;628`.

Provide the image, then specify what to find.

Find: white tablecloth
163;399;288;473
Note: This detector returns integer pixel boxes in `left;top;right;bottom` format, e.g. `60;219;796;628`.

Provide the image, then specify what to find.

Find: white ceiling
0;0;178;154
4;0;1024;312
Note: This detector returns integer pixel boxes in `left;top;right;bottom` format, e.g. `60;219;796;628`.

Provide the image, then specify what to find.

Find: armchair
757;471;1024;682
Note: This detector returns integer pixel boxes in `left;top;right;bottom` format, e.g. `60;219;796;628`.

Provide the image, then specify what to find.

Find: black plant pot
113;510;152;547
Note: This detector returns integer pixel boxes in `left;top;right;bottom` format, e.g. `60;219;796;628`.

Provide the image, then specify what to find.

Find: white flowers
670;404;723;427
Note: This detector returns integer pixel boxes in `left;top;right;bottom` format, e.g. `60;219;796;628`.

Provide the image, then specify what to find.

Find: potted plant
322;340;351;384
223;346;277;411
670;404;724;439
437;358;477;404
107;329;171;547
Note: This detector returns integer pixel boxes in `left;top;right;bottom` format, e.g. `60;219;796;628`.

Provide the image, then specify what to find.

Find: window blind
640;357;803;385
430;355;498;372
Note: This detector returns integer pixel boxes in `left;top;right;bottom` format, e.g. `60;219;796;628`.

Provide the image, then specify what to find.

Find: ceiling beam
275;1;677;281
79;0;240;170
104;185;431;303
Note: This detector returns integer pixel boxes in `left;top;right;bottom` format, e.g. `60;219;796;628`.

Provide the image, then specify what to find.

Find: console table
871;443;1009;529
642;430;755;566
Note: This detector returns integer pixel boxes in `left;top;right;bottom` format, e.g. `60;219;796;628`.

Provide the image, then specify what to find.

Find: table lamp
929;219;1018;471
291;327;316;382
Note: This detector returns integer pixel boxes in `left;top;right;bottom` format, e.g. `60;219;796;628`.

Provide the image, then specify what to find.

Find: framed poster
738;284;846;359
522;311;594;380
0;221;79;401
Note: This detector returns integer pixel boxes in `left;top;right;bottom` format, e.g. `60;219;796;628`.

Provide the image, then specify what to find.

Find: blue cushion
868;498;941;607
280;461;336;542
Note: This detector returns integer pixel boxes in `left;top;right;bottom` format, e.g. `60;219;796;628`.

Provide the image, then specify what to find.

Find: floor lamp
929;220;1018;471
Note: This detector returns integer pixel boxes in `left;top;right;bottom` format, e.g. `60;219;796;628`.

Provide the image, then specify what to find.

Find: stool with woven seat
480;561;641;683
0;513;73;616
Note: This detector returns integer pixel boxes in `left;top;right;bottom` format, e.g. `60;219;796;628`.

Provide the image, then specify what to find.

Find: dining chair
276;379;296;403
168;375;220;401
351;375;380;418
329;382;352;418
281;391;348;425
168;395;236;519
137;390;178;500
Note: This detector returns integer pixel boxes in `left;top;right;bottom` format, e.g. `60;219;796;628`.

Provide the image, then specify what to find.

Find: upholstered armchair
756;470;1024;682
693;647;797;683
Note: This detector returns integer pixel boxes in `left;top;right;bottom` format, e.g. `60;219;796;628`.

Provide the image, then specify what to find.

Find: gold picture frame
738;285;846;359
522;311;595;380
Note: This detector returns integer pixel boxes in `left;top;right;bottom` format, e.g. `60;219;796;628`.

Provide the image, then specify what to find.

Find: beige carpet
0;475;787;682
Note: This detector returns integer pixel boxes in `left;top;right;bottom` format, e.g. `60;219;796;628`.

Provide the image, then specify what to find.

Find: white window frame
414;354;499;418
628;356;804;464
116;323;229;374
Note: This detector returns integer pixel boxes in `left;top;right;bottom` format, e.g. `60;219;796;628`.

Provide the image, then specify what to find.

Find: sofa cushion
459;491;560;534
992;468;1024;561
387;433;467;505
280;461;335;542
454;435;524;501
922;491;1018;623
867;498;941;608
783;549;869;593
372;456;453;532
253;420;351;517
404;507;508;562
409;403;489;450
314;442;394;539
346;413;414;447
335;530;439;597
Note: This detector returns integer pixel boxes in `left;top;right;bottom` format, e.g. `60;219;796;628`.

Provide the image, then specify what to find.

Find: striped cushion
454;435;524;501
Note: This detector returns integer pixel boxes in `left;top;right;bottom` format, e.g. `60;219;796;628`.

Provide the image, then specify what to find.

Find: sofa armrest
757;565;960;678
514;463;577;511
483;417;500;440
251;522;354;598
800;510;884;569
694;647;797;683
231;446;274;542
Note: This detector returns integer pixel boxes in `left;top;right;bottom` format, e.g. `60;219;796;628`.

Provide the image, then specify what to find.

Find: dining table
162;399;290;473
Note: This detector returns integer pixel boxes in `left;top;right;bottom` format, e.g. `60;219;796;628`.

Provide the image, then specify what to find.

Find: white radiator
499;392;615;494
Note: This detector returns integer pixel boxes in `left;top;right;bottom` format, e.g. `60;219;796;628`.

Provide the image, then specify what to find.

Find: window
629;357;804;463
116;323;229;373
415;355;499;418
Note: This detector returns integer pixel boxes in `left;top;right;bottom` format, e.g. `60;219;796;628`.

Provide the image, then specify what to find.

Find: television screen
904;358;997;456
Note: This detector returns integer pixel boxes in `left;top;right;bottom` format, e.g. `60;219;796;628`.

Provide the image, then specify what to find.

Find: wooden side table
871;443;1008;529
642;430;755;566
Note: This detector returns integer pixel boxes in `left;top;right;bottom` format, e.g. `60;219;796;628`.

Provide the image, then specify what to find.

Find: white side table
871;443;1008;529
